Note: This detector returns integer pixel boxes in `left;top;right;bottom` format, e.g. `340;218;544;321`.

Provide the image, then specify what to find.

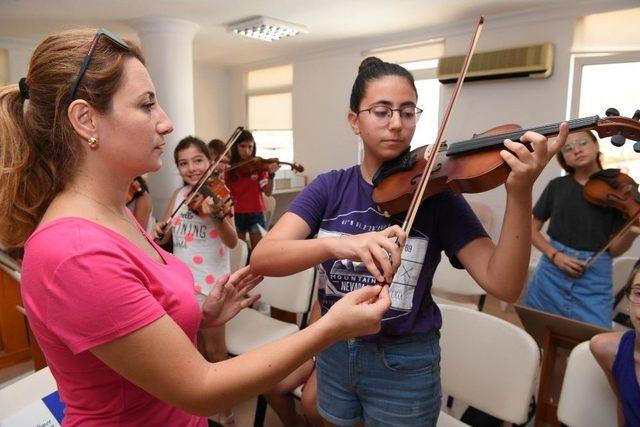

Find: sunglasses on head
69;28;130;101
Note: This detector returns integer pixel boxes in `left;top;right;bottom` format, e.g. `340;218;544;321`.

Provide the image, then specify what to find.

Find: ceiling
0;0;607;66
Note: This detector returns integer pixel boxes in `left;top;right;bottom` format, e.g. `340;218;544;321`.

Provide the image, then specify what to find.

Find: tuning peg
605;108;620;117
634;142;640;153
633;110;640;121
611;132;626;147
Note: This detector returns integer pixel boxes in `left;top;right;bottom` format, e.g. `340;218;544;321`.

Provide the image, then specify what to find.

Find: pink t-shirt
21;217;207;427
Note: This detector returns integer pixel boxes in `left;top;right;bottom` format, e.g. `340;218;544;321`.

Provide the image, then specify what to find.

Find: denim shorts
234;212;267;234
316;332;441;426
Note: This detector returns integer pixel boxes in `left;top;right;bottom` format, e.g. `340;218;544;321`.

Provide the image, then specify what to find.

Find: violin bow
401;16;484;234
584;210;640;267
157;126;244;239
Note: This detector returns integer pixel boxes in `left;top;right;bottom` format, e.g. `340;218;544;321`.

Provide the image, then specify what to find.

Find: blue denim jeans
316;332;441;426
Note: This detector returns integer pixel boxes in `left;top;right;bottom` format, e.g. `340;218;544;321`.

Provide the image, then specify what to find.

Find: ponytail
0;84;51;246
0;28;144;246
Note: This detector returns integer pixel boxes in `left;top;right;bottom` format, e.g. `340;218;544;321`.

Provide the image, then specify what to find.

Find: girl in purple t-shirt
251;57;568;426
591;266;640;427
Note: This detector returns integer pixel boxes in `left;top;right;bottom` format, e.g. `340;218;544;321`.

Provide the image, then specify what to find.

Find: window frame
245;65;294;162
568;52;640;176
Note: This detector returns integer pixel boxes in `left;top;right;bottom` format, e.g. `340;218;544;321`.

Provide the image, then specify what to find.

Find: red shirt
225;170;268;213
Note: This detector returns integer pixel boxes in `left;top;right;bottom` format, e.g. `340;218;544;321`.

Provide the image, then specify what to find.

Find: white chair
436;304;539;426
468;201;494;235
225;268;316;426
229;239;248;273
612;257;636;326
613;257;636;299
431;256;487;311
0;367;57;421
225;267;316;355
262;194;276;229
557;341;618;427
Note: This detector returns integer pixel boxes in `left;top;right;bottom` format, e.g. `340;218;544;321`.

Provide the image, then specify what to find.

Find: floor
0;295;533;427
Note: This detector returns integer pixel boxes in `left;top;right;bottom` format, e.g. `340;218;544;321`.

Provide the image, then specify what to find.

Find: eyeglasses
561;137;591;154
69;28;130;101
626;285;640;304
357;105;423;126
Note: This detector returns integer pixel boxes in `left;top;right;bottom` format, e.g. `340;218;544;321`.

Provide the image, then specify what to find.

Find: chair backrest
439;304;539;424
469;201;494;234
229;239;248;273
613;256;636;298
263;194;277;228
250;268;316;314
432;256;486;297
557;341;618;427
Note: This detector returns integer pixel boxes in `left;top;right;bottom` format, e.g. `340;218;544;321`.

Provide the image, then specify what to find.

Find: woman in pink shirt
0;28;393;426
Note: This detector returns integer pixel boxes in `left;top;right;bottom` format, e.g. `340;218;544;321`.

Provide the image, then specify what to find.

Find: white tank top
171;186;231;296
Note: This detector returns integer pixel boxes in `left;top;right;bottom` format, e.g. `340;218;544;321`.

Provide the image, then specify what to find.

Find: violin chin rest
372;148;414;187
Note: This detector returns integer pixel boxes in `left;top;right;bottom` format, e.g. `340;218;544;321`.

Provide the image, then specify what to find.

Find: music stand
514;304;610;427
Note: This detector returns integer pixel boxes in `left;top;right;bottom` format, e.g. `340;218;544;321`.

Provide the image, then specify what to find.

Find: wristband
550;250;560;262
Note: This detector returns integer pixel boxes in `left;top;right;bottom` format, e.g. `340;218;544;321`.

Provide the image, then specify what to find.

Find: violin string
447;116;600;156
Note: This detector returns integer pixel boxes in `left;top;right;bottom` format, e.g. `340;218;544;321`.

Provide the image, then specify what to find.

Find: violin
372;108;640;217
125;177;146;205
187;176;234;220
582;169;640;266
228;157;304;175
156;127;244;243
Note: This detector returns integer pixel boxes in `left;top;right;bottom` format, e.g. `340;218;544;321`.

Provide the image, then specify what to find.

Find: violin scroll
595;107;640;152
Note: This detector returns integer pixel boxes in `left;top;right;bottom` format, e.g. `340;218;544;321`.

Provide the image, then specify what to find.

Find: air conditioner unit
437;43;553;84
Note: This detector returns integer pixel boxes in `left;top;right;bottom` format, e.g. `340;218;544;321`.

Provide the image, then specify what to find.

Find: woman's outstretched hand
201;266;263;328
321;284;391;340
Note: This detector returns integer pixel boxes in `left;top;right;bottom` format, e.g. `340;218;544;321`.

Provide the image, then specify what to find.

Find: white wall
0;37;35;84
439;15;575;240
193;62;231;141
215;3;640;261
224;13;575;238
292;51;362;178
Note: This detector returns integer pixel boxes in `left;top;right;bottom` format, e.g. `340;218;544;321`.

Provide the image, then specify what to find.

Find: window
569;8;640;180
246;64;293;162
403;61;440;151
569;53;640;181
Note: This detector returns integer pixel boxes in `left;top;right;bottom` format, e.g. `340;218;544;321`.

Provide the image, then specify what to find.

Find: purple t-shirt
288;165;488;342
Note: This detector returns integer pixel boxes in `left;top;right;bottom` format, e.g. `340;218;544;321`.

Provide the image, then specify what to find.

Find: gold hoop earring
88;136;99;149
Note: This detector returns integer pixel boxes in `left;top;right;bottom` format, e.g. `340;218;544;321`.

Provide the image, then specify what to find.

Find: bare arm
132;192;153;230
457;125;569;303
91;283;391;416
215;215;238;249
531;216;555;258
261;164;280;197
590;333;625;426
456;190;532;303
251;212;406;284
532;215;586;277
151;189;180;243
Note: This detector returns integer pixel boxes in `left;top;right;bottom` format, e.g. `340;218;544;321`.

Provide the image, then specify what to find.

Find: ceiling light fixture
227;16;308;42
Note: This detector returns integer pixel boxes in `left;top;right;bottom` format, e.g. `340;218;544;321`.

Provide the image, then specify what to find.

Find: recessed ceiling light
227;16;308;42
